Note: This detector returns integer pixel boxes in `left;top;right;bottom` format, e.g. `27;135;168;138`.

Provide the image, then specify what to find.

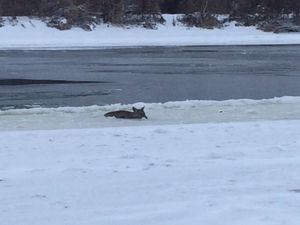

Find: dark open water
0;45;300;109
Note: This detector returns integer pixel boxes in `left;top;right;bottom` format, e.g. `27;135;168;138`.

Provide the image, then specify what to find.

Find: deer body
104;107;148;119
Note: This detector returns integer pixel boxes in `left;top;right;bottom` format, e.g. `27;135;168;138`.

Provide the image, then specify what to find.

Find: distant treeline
0;0;299;21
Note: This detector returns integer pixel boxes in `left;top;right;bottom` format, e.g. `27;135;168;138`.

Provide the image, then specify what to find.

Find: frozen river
0;45;300;109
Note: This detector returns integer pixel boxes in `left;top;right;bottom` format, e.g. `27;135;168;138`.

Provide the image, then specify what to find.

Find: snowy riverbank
2;98;300;225
2;119;300;225
0;15;300;50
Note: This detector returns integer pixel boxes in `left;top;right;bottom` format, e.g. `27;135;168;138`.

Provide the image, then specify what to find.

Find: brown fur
104;107;148;119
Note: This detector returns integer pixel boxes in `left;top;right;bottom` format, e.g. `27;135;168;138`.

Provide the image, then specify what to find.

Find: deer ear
132;107;137;112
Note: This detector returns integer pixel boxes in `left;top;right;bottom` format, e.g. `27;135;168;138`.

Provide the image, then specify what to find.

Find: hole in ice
0;79;110;86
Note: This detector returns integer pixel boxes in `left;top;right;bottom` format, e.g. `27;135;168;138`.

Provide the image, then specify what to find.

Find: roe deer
104;107;148;119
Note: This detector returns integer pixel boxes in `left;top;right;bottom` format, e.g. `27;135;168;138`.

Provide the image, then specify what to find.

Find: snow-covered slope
0;15;300;50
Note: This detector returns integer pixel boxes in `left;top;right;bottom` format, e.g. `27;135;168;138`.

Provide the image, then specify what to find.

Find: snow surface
1;120;300;225
1;97;300;225
0;15;300;50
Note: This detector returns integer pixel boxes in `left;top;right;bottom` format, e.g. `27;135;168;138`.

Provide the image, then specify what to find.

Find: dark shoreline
1;44;300;52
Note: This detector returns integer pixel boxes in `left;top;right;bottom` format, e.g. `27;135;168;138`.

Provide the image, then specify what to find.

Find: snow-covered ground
1;120;300;225
1;97;300;225
0;14;300;50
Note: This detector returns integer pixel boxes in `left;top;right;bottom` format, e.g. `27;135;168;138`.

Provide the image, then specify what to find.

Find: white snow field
1;97;300;225
0;15;300;50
